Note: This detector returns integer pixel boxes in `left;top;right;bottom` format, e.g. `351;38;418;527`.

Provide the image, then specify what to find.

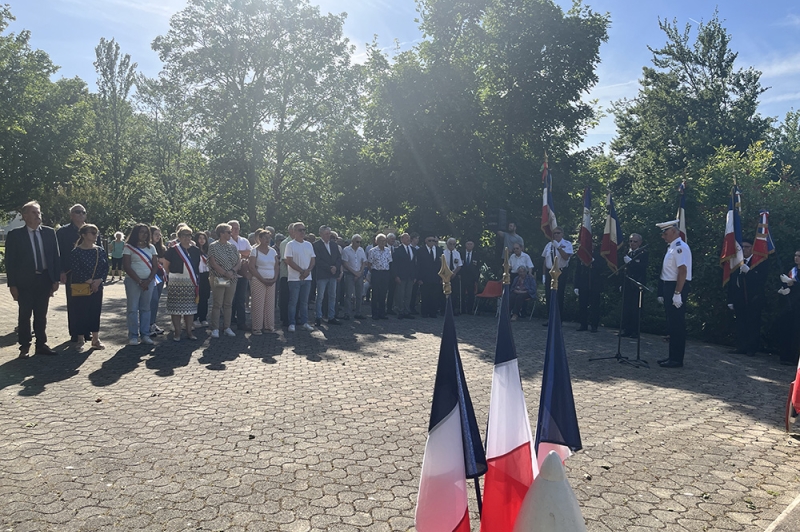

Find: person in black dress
68;224;109;351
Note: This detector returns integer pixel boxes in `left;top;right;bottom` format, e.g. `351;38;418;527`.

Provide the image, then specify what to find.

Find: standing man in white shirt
283;222;316;332
341;234;368;320
541;227;573;322
656;220;692;368
443;238;462;315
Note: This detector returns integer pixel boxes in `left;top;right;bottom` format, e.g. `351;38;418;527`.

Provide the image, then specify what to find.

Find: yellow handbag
70;249;99;297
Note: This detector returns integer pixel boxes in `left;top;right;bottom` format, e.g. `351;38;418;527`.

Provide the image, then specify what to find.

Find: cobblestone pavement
2;277;800;531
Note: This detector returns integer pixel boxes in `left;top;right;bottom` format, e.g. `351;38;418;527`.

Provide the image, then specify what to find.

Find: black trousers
421;280;443;317
663;281;690;364
279;277;289;325
621;280;642;334
733;297;763;355
544;270;567;320
371;270;391;317
462;275;478;314
17;273;53;348
196;272;210;322
577;287;601;329
231;277;248;327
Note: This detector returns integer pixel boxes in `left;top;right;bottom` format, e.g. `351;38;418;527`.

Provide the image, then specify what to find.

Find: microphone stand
590;245;648;365
621;275;652;368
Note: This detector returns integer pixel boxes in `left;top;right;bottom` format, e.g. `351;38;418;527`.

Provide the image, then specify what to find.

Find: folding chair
473;280;504;316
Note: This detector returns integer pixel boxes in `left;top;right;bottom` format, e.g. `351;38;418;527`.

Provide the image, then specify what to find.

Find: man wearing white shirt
284;223;316;332
656;220;692;368
541;227;573;322
509;243;534;286
443;238;462;314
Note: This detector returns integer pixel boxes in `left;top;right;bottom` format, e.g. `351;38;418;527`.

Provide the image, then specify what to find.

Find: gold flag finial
502;247;511;285
438;254;453;296
549;257;562;291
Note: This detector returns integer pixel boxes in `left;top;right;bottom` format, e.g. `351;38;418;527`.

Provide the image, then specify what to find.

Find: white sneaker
288;325;296;332
193;320;202;329
141;336;154;345
302;323;315;331
128;338;140;346
224;328;236;337
210;329;220;338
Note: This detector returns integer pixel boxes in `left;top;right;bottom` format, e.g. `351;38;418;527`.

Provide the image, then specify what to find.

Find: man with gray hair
341;234;368;319
313;225;342;326
391;233;417;319
56;203;93;344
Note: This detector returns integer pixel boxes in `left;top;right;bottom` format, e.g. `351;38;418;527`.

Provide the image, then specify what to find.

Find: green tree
152;0;360;230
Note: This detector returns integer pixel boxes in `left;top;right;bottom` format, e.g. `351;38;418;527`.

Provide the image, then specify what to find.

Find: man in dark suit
727;239;768;356
6;200;61;357
620;233;648;338
313;225;343;326
460;240;481;315
418;233;443;318
391;233;417;319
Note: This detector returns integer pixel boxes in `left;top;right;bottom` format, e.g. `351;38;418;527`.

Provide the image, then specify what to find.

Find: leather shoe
18;345;31;358
315;318;322;326
576;326;588;331
659;360;683;368
327;318;342;325
657;358;670;364
35;344;57;356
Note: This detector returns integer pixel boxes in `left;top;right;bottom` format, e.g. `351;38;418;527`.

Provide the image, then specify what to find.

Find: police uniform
621;246;648;337
659;221;692;367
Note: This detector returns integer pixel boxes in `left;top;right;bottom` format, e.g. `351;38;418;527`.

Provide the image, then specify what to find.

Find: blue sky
8;0;800;148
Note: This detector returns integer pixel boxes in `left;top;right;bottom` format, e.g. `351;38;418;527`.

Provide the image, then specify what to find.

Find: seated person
510;265;536;320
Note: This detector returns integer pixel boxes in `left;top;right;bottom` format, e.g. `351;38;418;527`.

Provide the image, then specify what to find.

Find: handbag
71;248;99;297
212;275;231;288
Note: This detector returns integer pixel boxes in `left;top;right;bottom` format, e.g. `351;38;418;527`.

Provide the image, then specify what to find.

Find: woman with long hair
164;224;201;341
122;224;158;345
193;231;211;328
148;225;167;336
248;228;279;334
68;224;109;351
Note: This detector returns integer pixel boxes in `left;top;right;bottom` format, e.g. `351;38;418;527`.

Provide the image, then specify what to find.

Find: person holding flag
726;238;768;357
541;228;572;325
720;185;744;287
676;181;687;242
656;219;692;368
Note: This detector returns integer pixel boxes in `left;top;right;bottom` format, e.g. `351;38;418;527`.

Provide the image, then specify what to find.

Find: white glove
779;287;791;296
623;255;632;264
542;275;546;285
739;264;750;274
574;288;579;296
781;274;794;285
672;293;682;308
727;303;734;310
657;296;664;305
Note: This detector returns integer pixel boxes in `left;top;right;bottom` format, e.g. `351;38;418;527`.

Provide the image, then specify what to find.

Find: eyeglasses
73;210;86;215
179;233;192;237
426;239;436;243
296;228;306;232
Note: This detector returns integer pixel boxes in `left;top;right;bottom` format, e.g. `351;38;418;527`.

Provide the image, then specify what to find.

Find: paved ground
2;277;800;531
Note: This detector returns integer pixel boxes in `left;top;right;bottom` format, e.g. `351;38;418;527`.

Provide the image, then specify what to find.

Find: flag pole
439;254;483;516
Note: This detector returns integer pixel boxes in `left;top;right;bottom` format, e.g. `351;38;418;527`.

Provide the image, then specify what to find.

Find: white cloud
755;53;800;78
779;14;800;27
760;91;800;105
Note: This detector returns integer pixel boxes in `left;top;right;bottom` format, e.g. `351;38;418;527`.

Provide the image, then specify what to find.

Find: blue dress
69;246;109;336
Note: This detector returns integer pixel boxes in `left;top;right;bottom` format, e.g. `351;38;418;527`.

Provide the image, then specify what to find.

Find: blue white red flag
750;210;775;269
535;276;582;466
676;181;687;242
576;187;593;266
480;286;538;532
720;185;743;286
416;297;486;532
600;192;623;272
541;160;558;239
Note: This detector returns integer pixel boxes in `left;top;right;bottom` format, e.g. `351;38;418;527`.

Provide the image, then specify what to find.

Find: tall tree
152;0;360;229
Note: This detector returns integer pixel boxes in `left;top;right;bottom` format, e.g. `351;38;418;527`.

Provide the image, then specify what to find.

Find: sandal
91;341;105;350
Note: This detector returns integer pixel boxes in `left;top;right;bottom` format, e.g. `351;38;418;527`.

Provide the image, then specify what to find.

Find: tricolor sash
176;245;200;303
126;244;155;276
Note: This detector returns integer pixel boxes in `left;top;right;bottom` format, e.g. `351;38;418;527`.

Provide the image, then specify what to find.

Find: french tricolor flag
676;181;687;242
600;193;623;272
480;286;538;532
750;210;775;269
541;160;558;239
416;297;486;532
535;272;582;465
720;185;743;286
576;187;593;267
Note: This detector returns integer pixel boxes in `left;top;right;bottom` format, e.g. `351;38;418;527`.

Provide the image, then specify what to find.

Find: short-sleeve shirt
164;245;201;276
661;237;692;281
252;246;278;279
284;240;316;281
123;244;157;279
509;252;534;273
368;246;393;271
502;233;524;257
208;240;240;279
279;236;293;278
341;245;367;274
110;240;126;259
231;236;251;277
543;239;573;269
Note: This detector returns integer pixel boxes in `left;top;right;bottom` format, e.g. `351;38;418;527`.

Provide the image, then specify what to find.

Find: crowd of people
5;201;800;370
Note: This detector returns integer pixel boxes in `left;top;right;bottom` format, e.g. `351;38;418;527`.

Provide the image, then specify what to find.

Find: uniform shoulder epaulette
675;241;681;246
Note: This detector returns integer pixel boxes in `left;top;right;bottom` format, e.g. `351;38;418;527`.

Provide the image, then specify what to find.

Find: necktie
430;247;434;258
407;245;412;260
33;230;44;271
467;252;471;264
449;251;454;270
